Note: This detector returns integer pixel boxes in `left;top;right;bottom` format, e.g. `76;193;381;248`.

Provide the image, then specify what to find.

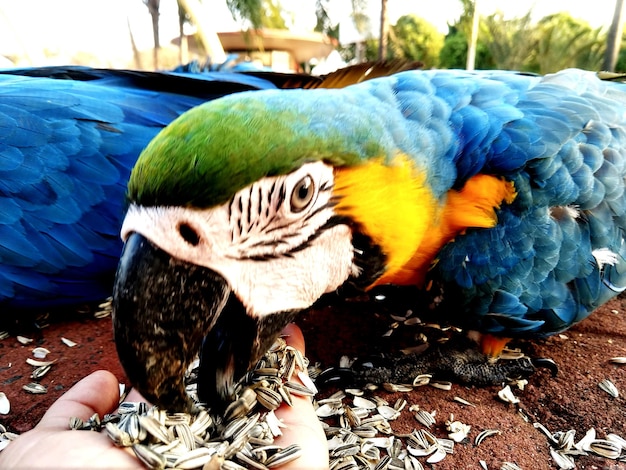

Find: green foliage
530;13;605;73
480;11;538;70
338;14;444;66
439;27;494;69
440;1;610;72
314;0;339;39
616;36;626;72
226;0;263;29
226;0;286;29
388;15;444;67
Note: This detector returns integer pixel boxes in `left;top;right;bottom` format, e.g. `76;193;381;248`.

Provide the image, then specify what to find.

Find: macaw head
112;79;505;411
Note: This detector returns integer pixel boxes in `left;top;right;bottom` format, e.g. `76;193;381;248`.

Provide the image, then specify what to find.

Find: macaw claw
316;336;557;389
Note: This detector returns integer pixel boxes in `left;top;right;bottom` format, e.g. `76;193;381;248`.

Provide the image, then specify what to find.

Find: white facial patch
121;161;358;317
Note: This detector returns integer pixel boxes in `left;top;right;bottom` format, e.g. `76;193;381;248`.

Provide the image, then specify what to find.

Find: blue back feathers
0;66;276;310
371;69;626;338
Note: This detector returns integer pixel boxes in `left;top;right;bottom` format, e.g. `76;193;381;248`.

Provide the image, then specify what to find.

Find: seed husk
598;379;619;398
22;382;47;394
31;347;50;359
475;429;501;446
25;358;56;367
61;337;77;347
16;336;33;345
0;393;10;415
30;364;52;379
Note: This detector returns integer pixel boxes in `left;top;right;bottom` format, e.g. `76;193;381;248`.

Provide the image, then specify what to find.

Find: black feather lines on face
226;176;338;261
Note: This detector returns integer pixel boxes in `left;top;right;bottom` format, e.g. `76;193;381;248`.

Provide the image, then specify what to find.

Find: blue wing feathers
386;69;626;338
1;66;276;310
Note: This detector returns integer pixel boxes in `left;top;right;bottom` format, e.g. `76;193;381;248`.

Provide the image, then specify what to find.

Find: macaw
0;65;280;313
111;68;626;411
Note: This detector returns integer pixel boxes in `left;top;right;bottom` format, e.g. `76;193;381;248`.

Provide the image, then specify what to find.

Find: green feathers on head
127;88;391;208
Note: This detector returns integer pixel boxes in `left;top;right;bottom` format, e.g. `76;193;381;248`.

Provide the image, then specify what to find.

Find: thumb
37;370;122;430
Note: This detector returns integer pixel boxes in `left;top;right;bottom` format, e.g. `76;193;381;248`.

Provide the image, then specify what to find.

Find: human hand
0;324;328;469
0;370;142;469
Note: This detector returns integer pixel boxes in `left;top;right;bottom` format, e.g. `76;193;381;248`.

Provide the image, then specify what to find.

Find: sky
0;0;621;67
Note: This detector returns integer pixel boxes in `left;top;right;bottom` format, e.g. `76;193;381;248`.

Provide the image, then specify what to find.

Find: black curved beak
112;232;296;412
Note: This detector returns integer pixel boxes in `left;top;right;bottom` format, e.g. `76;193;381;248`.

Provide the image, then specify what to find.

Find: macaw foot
317;335;557;388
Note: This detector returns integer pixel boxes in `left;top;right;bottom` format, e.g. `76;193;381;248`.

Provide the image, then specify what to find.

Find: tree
379;0;389;60
314;0;339;40
604;0;625;71
143;0;161;69
532;13;605;73
388;15;444;67
480;11;537;70
439;26;494;69
466;0;479;70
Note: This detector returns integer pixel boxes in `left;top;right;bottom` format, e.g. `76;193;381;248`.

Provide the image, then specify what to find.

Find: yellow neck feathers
333;156;516;289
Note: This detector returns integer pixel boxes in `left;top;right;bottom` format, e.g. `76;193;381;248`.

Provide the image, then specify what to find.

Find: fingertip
281;323;305;355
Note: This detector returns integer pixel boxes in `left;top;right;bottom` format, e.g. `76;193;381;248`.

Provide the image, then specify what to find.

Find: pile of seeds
70;337;315;469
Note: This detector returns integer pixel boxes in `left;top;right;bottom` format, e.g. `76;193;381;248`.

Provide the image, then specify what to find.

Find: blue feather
385;69;626;338
0;66;277;309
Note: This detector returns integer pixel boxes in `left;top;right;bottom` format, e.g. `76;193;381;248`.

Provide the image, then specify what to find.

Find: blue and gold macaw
0;65;279;312
110;68;626;410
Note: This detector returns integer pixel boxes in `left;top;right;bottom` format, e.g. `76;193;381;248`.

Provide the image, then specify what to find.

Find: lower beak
112;232;296;411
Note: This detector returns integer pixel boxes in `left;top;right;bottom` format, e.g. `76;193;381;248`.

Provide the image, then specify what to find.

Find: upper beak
112;232;296;411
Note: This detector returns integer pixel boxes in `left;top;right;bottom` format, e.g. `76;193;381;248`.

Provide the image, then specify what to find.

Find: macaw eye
290;175;315;212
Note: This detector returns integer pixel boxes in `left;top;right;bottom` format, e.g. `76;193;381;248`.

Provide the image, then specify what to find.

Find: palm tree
466;0;479;70
143;0;161;69
603;0;625;71
379;0;388;60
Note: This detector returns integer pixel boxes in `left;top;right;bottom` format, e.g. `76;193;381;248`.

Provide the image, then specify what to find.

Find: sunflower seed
609;356;626;364
22;382;47;394
606;433;626;449
453;396;476;407
383;383;413;392
30;364;52;379
16;336;33;345
429;380;452;391
132;443;166;470
414;410;436;428
105;422;134;447
61;337;77;347
446;419;471;442
235;450;269;469
497;385;520;404
138;415;171;444
31;347;50;359
265;444;302;467
500;462;523;470
475;429;501;446
550;447;575;469
0;393;10;415
25;358;56;367
586;439;622;459
598;379;619;398
255;386;283;410
412;374;432;387
283;380;316;397
69;416;84;430
172;446;214;469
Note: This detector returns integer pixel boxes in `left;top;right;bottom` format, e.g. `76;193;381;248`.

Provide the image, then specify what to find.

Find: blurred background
0;0;625;74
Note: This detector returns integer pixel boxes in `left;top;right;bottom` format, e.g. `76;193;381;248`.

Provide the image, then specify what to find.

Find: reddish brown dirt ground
0;294;625;469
